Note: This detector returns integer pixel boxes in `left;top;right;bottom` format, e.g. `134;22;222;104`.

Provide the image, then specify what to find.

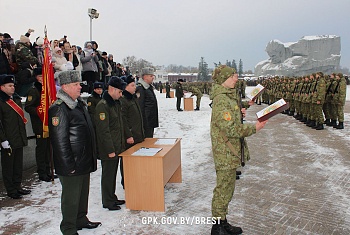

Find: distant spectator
0;40;11;74
52;47;68;72
116;63;123;77
108;54;117;76
63;41;79;69
15;62;37;97
15;35;38;68
80;42;99;93
2;33;17;74
72;45;82;71
31;37;44;66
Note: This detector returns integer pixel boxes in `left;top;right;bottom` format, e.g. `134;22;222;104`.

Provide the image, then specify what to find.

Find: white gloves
1;140;10;149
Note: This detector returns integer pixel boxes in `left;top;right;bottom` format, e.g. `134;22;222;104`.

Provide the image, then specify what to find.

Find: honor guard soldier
0;74;30;199
25;67;55;182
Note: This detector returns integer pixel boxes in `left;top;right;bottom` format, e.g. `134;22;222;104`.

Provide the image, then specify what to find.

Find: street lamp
88;8;99;41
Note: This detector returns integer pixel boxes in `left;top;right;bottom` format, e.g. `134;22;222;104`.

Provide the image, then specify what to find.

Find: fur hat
93;82;104;89
58;70;82;85
141;67;155;76
121;75;135;85
212;65;236;84
20;35;30;43
0;74;15;85
108;76;126;90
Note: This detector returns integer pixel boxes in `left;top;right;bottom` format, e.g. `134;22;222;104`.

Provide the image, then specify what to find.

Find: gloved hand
1;141;12;156
1;140;10;149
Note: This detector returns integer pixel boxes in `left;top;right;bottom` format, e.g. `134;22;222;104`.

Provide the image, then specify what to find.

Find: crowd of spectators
0;28;132;96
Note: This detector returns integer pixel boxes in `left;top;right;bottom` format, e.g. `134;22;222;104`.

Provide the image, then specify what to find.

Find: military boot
194;106;200;111
305;119;311;126
315;124;324;130
211;222;230;235
324;119;331;126
311;121;318;128
335;122;344;129
306;121;316;127
221;219;243;235
300;117;307;123
294;113;301;119
330;119;337;127
288;110;294;116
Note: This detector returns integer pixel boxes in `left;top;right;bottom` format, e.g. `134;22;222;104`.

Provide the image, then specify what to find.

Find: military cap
93;82;104;89
58;70;82;85
108;76;126;90
121;75;135;85
212;65;236;84
0;74;15;85
33;67;42;77
141;67;155;76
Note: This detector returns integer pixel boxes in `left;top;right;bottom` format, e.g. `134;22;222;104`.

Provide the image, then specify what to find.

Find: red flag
38;36;57;138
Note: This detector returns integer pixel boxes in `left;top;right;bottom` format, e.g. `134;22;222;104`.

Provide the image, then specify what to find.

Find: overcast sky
1;0;349;71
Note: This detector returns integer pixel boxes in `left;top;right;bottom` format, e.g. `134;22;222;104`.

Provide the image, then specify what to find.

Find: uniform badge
223;112;231;121
27;96;32;102
99;113;106;120
88;102;91;106
52;117;59;126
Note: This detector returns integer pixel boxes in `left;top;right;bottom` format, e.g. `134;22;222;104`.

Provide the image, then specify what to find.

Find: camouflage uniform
188;85;202;110
210;66;256;221
15;42;38;68
332;73;346;128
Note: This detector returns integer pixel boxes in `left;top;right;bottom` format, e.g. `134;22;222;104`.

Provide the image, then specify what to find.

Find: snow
1;86;350;234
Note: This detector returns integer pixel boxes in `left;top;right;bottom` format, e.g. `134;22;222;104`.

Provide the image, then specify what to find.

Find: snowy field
0;85;349;235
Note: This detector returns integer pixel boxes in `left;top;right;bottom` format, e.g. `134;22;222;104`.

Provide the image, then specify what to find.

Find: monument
255;35;341;76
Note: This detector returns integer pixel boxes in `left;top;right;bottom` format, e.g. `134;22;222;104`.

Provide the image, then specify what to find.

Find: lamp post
88;8;99;41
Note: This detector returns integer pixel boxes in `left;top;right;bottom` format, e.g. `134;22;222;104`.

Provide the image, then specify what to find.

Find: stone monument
255;35;341;76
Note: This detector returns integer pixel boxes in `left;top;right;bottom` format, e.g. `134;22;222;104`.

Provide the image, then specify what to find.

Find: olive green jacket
210;84;256;170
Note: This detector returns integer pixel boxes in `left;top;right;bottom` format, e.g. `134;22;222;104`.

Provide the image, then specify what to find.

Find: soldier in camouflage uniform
311;72;326;130
331;73;346;129
187;84;203;110
15;35;38;68
210;65;267;235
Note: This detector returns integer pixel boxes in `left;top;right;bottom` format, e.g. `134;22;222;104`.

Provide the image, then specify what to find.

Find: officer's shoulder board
54;99;63;105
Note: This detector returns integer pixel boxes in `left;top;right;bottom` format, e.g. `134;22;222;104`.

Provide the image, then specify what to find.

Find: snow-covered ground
0;85;349;235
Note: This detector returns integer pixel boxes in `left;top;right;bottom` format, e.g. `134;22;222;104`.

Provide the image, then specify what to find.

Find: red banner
38;36;57;138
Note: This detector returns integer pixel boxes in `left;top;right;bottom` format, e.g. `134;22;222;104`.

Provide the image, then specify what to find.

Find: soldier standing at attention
175;79;184;111
95;76;126;211
210;65;267;235
136;67;159;137
87;82;104;122
0;74;30;199
165;82;171;98
25;67;55;182
48;70;101;234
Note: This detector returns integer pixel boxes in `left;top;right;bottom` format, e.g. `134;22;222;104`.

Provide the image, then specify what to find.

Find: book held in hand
246;84;265;100
256;98;290;121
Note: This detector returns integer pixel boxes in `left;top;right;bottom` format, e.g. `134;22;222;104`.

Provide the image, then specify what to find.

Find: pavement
0;99;349;235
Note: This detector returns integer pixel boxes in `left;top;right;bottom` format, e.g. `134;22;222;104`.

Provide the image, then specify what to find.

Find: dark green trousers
58;174;90;235
101;159;119;207
1;147;23;194
35;137;51;177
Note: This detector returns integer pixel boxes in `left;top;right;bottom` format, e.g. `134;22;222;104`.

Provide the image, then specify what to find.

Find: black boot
315;123;324;130
324;119;330;125
211;222;230;235
305;119;311;126
330;119;337;127
288;111;294;116
294;114;301;119
221;219;243;235
194;106;200;111
335;122;344;129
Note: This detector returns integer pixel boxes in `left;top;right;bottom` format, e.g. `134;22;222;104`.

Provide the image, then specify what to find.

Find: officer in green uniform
49;71;101;234
95;76;126;211
87;82;104;124
165;82;171;98
0;74;30;199
210;65;267;235
175;79;184;111
25;67;54;182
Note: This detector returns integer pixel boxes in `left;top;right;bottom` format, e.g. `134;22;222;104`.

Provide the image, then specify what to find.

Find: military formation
260;72;347;130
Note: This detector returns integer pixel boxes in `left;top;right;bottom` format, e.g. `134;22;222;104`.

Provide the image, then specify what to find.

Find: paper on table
154;138;177;145
132;147;163;156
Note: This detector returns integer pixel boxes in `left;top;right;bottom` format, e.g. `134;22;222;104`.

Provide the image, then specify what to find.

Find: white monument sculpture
255;35;341;76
